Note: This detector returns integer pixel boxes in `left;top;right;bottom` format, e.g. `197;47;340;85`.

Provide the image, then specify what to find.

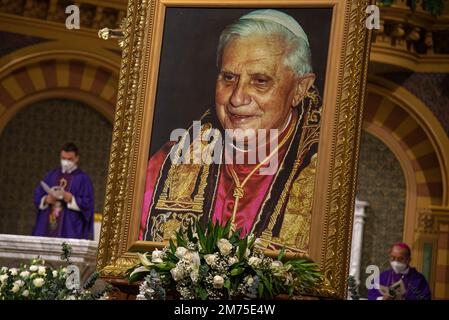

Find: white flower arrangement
0;243;110;300
128;220;323;300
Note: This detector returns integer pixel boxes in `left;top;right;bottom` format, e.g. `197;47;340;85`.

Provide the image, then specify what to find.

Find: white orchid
151;249;164;263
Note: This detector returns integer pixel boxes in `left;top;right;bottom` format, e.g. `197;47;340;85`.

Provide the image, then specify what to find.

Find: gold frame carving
96;0;373;299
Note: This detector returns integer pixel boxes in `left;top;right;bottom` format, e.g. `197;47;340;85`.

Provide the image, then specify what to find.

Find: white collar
62;165;78;174
229;111;293;153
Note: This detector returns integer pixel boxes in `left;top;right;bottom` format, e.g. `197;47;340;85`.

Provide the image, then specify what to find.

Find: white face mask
61;159;76;173
390;261;408;274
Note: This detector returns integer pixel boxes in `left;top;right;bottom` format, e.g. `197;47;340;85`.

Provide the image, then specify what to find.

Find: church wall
356;131;407;297
383;72;449;139
0;99;112;235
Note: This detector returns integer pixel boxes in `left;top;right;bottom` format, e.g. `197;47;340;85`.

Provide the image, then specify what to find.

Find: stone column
349;199;369;284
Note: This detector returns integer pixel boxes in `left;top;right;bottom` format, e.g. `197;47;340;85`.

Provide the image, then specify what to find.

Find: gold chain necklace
228;115;297;236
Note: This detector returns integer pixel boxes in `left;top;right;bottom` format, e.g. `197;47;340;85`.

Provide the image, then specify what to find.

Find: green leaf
176;232;186;248
128;266;149;283
229;229;242;244
197;286;208;300
277;247;285;262
187;222;194;242
222;219;231;239
230;267;245;276
165;251;179;263
258;281;264;298
169;239;176;254
237;236;248;261
196;222;207;251
212;219;220;245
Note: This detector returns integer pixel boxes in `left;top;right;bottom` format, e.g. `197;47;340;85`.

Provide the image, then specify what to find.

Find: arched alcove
0;99;112;235
356;131;407;297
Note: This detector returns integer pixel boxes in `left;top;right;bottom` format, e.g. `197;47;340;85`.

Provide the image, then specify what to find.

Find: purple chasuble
32;167;94;240
368;267;431;300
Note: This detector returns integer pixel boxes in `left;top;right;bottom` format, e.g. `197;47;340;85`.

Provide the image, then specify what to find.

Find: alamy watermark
64;5;380;31
65;5;80;30
169;121;280;175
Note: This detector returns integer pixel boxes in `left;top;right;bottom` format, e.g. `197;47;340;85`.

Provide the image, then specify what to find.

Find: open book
379;279;406;300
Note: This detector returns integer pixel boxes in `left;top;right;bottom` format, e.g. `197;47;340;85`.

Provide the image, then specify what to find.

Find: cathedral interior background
0;0;448;299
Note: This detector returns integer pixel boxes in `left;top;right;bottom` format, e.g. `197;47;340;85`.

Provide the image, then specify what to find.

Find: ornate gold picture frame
97;0;372;299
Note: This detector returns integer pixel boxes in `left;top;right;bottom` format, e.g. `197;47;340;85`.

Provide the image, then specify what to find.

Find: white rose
9;268;18;276
20;271;30;279
151;249;164;263
38;266;46;276
213;275;224;289
22;290;29;297
228;256;238;265
52;270;58;278
175;247;188;259
204;254;217;266
217;238;233;256
29;265;38;272
1;266;8;273
11;284;20;293
184;251;201;266
248;257;262;267
33;277;45;288
170;267;184;281
0;274;8;284
190;269;199;283
14;280;24;287
270;260;283;270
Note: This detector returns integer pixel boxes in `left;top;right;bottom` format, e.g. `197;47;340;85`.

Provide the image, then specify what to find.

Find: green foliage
127;219;324;300
0;244;110;300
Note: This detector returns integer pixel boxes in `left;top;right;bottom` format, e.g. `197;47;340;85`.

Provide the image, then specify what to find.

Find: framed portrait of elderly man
97;0;373;299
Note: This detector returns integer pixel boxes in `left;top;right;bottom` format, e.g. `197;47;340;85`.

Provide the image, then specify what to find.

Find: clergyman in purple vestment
368;242;431;300
32;143;94;240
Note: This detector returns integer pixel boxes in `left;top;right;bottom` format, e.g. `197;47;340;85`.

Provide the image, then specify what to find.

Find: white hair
216;9;313;77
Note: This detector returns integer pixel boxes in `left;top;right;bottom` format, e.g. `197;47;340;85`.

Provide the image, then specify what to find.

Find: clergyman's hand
63;192;73;203
45;194;57;205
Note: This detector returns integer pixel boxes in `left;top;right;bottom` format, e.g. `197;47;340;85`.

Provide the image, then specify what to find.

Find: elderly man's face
389;246;411;266
215;35;314;133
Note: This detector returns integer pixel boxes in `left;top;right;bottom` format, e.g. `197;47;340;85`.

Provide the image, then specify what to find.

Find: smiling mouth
228;112;257;123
